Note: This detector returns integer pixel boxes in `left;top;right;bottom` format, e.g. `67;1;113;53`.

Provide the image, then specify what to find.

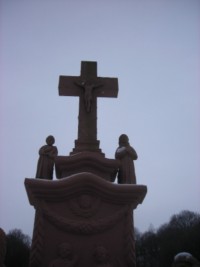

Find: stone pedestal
25;173;147;267
55;152;120;181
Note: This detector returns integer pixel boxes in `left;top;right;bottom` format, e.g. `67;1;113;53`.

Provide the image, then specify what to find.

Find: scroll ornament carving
41;202;128;234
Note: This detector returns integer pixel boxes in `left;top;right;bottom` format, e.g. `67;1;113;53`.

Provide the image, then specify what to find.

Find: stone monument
25;61;147;267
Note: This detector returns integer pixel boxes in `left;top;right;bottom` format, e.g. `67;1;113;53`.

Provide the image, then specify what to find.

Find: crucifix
59;61;118;154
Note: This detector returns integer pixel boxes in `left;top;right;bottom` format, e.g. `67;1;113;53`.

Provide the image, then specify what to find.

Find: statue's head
172;252;198;267
46;135;55;146
58;242;72;259
94;245;109;264
119;134;129;146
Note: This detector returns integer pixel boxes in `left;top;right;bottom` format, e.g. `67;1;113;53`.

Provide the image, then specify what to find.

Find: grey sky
0;0;200;236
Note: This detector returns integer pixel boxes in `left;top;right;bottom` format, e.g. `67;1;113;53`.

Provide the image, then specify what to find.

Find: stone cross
59;61;118;154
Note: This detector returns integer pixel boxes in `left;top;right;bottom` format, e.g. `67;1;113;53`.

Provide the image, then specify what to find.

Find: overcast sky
0;0;200;237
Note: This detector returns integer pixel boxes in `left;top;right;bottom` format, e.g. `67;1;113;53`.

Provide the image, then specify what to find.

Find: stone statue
36;135;58;179
172;252;200;267
75;80;102;112
49;242;78;267
115;134;138;184
93;245;112;267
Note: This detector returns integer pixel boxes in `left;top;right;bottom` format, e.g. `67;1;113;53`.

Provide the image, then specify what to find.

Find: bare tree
5;229;31;267
135;210;200;267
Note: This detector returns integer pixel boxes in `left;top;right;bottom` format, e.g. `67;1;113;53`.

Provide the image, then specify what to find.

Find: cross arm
59;76;80;96
95;77;118;98
59;75;118;98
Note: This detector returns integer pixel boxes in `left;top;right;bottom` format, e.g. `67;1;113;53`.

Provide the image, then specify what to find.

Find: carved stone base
55;152;120;181
71;139;104;155
25;173;147;267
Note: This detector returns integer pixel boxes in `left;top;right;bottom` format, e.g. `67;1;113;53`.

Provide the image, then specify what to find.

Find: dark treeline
3;210;200;267
135;210;200;267
4;229;31;267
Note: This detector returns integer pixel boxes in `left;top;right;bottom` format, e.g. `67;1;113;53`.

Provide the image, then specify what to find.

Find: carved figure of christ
58;61;118;153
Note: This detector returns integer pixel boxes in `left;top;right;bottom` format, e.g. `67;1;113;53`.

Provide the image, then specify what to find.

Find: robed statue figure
36;135;58;180
115;134;138;184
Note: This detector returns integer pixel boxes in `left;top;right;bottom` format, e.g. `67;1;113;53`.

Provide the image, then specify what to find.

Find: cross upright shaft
59;61;118;154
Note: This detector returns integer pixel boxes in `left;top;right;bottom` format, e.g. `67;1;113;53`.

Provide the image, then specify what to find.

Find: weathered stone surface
172;252;200;267
115;134;138;184
25;173;147;267
55;151;120;181
36;135;58;180
26;61;147;267
59;61;118;154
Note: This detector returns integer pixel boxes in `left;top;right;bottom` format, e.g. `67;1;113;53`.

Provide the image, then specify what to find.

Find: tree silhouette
135;210;200;267
5;229;31;267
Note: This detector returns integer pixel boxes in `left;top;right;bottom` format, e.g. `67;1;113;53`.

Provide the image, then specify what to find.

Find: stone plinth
25;173;147;267
55;152;120;181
